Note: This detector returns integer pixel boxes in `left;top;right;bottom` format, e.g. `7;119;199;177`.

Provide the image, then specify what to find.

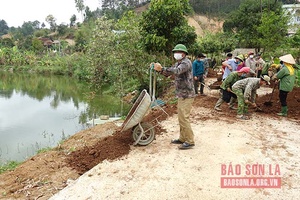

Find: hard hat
172;44;188;54
235;54;244;61
261;75;271;85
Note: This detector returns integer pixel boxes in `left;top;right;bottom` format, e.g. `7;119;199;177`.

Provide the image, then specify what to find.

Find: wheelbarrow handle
149;66;156;101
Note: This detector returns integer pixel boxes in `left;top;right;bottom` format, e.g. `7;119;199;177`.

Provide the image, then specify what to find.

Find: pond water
0;71;130;165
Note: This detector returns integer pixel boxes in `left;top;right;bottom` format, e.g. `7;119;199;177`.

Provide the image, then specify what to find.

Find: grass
36;147;53;154
0;161;21;174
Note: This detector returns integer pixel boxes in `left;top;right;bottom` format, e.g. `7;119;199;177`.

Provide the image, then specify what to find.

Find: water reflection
0;71;130;164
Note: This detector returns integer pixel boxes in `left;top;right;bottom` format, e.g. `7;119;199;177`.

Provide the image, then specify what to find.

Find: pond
0;71;130;165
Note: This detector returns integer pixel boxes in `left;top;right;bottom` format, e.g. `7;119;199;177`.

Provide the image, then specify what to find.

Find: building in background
282;4;300;35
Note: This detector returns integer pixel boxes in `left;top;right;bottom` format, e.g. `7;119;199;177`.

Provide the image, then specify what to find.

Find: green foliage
223;0;284;51
75;0;85;14
0;37;14;48
0;161;21;174
288;28;300;48
34;29;50;37
140;0;196;56
0;19;9;36
86;12;161;94
86;17;115;91
70;14;77;27
36;147;52;154
74;21;96;52
257;9;289;55
101;0;139;20
45;15;57;31
21;21;37;36
57;24;69;36
32;38;44;52
0;46;90;76
198;32;237;56
190;0;242;15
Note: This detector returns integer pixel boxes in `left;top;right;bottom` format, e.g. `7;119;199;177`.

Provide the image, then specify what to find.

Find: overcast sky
0;0;100;27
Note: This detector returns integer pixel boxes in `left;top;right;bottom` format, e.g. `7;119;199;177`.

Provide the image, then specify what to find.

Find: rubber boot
277;106;287;117
214;98;223;111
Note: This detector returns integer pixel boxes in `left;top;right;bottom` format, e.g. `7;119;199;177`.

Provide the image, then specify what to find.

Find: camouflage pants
232;88;248;115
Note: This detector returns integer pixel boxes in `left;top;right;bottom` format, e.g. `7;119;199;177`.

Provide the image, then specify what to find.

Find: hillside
135;3;224;37
187;15;223;36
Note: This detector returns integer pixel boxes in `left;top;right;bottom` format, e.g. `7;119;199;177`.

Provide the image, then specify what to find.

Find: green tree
139;0;196;56
74;21;95;52
84;6;96;22
198;32;237;56
86;12;159;93
70;14;77;27
46;15;57;31
0;19;9;36
32;38;44;53
32;20;41;29
86;17;115;90
21;21;36;36
57;24;68;36
190;0;241;15
223;0;283;51
257;10;289;55
75;0;86;21
34;29;50;38
101;0;131;20
0;37;14;48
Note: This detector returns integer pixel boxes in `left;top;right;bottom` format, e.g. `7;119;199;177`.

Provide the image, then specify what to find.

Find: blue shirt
222;58;239;80
192;59;205;76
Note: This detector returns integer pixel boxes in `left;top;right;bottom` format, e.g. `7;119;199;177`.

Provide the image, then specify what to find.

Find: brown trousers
177;97;195;144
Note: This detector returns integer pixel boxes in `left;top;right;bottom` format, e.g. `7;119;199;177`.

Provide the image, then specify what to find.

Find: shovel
255;106;263;112
263;83;277;106
201;82;212;91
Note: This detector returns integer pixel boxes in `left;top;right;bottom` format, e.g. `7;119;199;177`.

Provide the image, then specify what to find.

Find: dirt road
49;86;300;200
49;106;300;200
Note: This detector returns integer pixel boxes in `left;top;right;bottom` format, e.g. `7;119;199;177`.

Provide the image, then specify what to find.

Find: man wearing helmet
152;44;195;149
214;67;252;111
222;54;244;80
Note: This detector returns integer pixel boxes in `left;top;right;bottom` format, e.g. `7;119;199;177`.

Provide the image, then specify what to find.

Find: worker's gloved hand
245;100;250;104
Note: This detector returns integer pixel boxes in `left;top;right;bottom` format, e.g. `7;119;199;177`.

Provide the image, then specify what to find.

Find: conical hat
279;54;296;64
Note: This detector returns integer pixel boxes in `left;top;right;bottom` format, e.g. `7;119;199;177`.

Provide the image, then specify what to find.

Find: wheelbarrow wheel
132;122;155;146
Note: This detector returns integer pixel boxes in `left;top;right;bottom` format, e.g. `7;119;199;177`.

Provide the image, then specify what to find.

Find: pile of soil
0;87;299;200
206;68;217;78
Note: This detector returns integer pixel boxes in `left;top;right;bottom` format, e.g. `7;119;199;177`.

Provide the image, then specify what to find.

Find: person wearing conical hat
272;54;296;117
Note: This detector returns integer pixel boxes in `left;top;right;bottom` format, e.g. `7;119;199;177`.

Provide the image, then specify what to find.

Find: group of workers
151;44;296;149
214;52;296;119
